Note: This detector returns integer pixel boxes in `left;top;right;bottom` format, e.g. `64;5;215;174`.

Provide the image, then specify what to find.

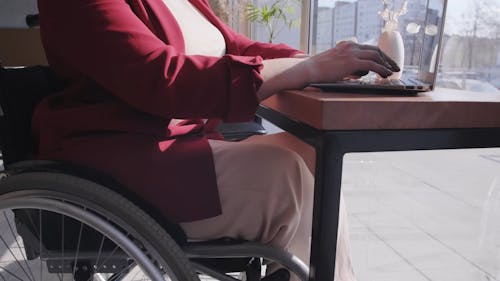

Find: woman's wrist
257;57;310;101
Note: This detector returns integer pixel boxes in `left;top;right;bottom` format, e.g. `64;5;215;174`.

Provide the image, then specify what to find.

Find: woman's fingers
356;49;392;69
308;41;397;83
363;45;401;72
357;59;393;78
349;43;400;78
350;70;369;77
358;44;400;72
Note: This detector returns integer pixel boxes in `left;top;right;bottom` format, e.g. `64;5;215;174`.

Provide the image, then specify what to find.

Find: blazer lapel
129;0;233;54
129;0;186;52
188;0;231;46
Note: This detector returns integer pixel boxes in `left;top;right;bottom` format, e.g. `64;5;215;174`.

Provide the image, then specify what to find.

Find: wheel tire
0;171;199;281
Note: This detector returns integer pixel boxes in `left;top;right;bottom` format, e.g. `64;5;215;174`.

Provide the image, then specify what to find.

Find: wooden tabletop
261;87;500;130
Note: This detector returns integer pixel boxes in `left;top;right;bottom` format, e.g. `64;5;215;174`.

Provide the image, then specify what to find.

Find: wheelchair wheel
0;171;199;281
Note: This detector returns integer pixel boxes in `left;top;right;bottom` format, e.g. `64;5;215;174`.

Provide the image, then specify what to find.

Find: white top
162;0;226;57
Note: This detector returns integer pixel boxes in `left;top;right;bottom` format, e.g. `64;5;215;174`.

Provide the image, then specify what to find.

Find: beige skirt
180;132;356;281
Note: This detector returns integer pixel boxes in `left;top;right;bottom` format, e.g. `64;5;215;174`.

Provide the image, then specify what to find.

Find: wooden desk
257;88;500;281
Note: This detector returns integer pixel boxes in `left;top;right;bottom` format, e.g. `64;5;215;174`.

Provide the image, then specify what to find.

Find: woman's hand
304;41;400;83
256;42;400;101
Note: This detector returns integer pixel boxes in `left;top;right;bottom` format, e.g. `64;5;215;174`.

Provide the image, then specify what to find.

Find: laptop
310;0;448;95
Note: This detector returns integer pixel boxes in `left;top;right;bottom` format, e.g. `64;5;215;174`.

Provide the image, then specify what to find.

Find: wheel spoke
0;270;7;281
0;182;190;281
59;213;65;281
3;211;36;281
71;216;85;279
108;261;135;281
93;244;121;274
0;264;29;281
86;234;107;281
38;210;43;281
0;227;34;281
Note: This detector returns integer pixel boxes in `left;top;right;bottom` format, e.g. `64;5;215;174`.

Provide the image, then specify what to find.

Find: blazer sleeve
38;0;262;122
228;32;304;59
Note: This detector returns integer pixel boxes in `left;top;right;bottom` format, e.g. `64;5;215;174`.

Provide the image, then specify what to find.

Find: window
440;0;500;92
245;0;306;50
309;0;500;92
306;1;500;281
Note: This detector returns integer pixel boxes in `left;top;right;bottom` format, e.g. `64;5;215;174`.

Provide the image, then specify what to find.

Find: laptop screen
417;0;448;87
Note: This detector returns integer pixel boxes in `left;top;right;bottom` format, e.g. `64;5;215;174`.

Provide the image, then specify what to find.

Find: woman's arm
257;41;400;101
39;0;398;122
38;0;263;122
227;33;304;59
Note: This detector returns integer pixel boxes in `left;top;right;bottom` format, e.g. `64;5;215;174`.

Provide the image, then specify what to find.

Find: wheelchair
0;64;309;281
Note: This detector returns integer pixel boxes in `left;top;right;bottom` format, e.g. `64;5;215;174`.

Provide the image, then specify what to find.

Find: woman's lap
179;132;356;281
180;132;313;249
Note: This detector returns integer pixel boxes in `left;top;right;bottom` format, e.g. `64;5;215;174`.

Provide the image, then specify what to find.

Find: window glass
312;0;500;93
247;0;303;50
0;0;38;28
343;149;500;281
440;0;500;92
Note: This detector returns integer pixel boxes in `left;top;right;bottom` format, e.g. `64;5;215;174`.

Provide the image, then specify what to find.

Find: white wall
0;0;38;28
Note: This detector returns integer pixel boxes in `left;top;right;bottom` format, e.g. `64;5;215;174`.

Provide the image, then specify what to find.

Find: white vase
377;30;404;79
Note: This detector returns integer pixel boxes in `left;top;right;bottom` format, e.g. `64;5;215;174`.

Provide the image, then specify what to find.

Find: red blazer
35;0;301;222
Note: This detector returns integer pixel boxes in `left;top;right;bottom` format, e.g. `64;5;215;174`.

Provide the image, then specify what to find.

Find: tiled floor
261;120;500;280
344;149;500;281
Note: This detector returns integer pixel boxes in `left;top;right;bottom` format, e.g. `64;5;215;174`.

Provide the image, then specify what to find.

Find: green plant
246;0;300;43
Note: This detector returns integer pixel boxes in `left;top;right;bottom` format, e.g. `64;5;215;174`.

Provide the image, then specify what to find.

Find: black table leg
258;105;500;281
309;133;344;281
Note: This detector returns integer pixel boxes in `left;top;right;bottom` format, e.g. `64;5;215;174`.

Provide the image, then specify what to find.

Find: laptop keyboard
352;76;429;89
310;75;432;93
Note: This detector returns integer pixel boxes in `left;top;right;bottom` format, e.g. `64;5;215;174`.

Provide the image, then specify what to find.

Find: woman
35;0;399;280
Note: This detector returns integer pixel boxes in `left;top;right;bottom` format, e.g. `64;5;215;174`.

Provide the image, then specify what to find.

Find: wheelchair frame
0;64;309;281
